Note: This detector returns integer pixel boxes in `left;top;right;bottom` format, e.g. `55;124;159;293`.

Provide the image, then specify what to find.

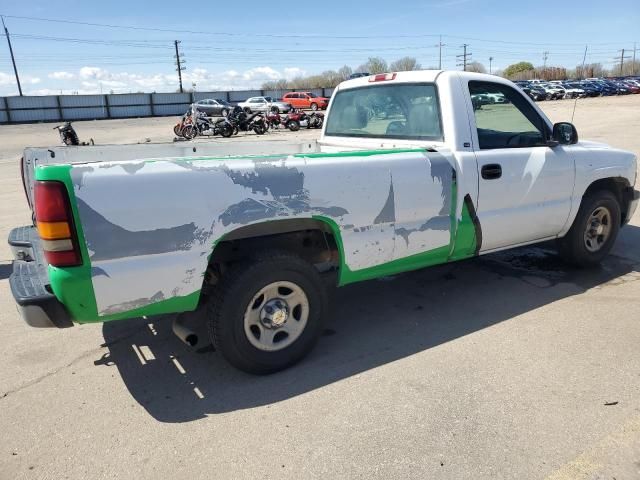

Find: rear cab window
325;83;443;140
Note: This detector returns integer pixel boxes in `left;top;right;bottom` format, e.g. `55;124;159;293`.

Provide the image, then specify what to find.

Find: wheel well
203;219;341;292
583;177;630;224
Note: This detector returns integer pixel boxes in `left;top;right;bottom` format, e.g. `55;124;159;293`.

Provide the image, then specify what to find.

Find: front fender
558;142;637;236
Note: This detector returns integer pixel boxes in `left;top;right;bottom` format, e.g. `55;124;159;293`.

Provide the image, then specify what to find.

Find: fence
0;87;337;124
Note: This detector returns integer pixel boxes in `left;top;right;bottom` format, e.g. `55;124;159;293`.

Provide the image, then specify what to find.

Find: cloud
1;65;306;96
48;71;75;80
0;72;14;86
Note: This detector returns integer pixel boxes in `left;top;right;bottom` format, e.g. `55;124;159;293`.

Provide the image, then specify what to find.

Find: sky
0;0;638;96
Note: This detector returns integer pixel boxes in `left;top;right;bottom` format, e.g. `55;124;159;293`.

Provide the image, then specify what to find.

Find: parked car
237;96;292;114
10;71;638;374
194;98;233;117
282;92;329;111
520;86;546;101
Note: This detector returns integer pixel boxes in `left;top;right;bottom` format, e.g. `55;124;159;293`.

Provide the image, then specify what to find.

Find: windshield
306;93;317;98
325;83;442;140
264;96;274;102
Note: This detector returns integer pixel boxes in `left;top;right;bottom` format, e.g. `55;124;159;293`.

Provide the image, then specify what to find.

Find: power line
1;14;636;45
435;35;445;69
456;44;471;71
174;40;185;93
615;48;630;75
1;15;22;96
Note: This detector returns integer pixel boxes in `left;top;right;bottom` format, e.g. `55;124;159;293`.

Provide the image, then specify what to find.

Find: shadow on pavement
96;226;640;423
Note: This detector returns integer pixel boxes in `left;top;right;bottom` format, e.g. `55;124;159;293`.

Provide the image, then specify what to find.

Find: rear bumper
8;226;73;328
625;189;640;224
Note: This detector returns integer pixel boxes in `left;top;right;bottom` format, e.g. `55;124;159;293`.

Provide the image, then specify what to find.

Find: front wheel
287;120;300;132
208;251;328;374
556;190;621;267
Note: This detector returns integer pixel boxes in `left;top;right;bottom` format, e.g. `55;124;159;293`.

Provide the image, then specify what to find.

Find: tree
465;61;486;73
389;57;421;72
337;65;353;80
503;61;535;79
356;57;388;74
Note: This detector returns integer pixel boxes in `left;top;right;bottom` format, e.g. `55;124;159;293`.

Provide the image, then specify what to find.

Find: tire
182;125;196;139
208;251;328;374
220;123;233;138
221;109;229;117
310;103;318;111
287;120;300;132
556;190;621;267
253;123;267;135
244;107;252;114
173;124;183;137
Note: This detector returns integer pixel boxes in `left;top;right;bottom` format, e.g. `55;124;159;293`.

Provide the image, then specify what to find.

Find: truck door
466;80;575;251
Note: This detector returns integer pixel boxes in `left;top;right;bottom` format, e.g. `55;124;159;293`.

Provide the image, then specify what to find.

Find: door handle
481;164;502;180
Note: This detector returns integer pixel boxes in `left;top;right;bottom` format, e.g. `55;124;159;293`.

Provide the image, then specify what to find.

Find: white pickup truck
9;71;638;374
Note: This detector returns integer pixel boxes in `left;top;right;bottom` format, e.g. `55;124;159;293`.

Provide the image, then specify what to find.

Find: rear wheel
220;123;233;138
557;190;620;267
287;120;300;132
221;108;229;117
310;103;318;111
208;251;328;374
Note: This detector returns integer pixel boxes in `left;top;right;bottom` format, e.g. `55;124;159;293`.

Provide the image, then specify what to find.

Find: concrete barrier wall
0;88;337;124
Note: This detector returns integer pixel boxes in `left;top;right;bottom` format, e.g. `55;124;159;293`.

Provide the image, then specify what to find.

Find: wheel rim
243;281;309;352
584;206;612;252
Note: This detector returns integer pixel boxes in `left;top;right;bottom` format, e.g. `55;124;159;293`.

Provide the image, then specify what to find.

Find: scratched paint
71;150;459;315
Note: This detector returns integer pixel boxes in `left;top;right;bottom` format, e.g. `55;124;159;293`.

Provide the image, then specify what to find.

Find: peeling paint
69;148;475;317
77;198;207;261
373;174;396;224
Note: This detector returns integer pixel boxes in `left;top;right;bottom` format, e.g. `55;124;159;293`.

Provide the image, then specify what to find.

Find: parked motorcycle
53;122;93;146
183;111;233;139
284;109;324;131
227;106;267;135
265;110;286;130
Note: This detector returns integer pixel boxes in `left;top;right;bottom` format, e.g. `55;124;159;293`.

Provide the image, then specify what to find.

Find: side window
468;81;549;149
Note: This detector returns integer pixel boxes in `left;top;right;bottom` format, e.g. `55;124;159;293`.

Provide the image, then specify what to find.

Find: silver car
237;96;292;114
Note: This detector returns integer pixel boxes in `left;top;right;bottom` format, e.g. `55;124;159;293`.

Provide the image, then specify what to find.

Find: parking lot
1;95;639;479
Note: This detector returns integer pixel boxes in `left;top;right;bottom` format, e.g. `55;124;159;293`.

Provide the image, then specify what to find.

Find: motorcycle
53;122;94;146
183;112;233;139
283;109;324;131
227;106;267;135
265;110;285;130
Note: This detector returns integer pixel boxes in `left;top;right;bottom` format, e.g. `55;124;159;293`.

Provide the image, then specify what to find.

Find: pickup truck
9;70;639;374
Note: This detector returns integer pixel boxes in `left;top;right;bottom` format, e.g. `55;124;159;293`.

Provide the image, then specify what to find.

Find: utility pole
456;44;471;71
1;16;23;96
542;50;549;80
615;49;630;76
633;43;637;76
489;56;494;74
435;35;446;70
174;40;186;93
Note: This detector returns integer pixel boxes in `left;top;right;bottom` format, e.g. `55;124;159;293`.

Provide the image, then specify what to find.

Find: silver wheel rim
584;206;612;253
243;281;309;352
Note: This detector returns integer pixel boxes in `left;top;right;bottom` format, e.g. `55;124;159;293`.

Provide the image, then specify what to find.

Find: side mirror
552;122;578;145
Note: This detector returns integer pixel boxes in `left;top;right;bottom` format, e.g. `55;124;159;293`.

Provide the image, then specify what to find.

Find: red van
281;92;329;111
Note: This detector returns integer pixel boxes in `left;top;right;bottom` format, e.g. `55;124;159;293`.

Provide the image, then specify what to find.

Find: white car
236;96;292;114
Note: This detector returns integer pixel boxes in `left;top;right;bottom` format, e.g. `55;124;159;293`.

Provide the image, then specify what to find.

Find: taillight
369;73;397;82
34;181;82;267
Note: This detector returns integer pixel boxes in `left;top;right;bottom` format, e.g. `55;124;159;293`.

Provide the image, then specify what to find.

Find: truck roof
335;70;515;91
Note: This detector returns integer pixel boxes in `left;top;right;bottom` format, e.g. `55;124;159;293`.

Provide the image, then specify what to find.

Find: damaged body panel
39;148;480;320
